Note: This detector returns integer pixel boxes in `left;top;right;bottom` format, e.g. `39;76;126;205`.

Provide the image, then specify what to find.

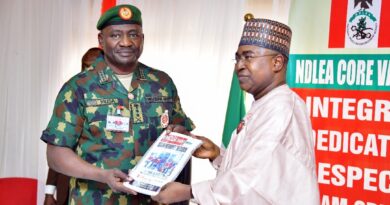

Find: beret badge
119;7;132;20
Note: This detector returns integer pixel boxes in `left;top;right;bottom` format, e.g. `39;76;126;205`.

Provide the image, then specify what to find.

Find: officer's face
234;46;282;99
99;24;144;70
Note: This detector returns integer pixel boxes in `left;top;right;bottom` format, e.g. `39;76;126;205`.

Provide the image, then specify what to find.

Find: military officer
41;4;195;205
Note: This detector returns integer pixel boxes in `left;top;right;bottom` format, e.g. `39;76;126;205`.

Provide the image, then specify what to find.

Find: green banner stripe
287;54;390;91
222;72;246;148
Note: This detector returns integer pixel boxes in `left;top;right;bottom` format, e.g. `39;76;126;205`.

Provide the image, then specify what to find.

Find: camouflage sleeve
40;82;84;149
170;79;195;132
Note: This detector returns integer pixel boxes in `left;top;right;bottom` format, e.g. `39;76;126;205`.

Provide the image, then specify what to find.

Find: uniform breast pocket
139;96;174;127
84;98;130;123
84;106;107;122
84;104;113;123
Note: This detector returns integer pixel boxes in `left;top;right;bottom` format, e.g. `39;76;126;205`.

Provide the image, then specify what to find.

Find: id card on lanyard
106;105;130;132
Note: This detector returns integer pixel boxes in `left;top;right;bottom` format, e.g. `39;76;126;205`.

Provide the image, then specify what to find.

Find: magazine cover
123;131;203;196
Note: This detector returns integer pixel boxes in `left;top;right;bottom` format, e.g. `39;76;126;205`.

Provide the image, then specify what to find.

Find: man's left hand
165;124;191;136
152;182;191;204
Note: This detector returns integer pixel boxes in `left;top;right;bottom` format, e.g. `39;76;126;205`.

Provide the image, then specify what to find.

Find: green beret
97;4;142;30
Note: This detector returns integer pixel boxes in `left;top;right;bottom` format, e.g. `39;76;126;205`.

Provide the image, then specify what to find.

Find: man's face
98;24;144;69
234;45;278;98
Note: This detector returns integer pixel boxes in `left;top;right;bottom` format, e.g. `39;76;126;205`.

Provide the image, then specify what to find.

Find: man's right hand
44;194;57;205
47;145;137;195
100;169;138;195
193;136;220;161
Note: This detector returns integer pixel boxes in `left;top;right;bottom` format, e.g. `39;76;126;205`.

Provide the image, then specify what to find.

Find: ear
141;33;145;47
139;33;145;54
98;33;104;48
272;54;285;72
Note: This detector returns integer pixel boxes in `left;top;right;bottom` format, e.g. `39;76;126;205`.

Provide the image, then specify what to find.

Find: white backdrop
0;0;290;204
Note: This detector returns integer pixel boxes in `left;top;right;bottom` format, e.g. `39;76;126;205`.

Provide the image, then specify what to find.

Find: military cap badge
119;7;132;20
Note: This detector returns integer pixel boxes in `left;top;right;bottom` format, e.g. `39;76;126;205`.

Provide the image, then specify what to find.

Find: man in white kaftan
151;16;320;205
191;84;319;204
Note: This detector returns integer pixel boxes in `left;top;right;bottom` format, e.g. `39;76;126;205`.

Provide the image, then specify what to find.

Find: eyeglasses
234;54;277;64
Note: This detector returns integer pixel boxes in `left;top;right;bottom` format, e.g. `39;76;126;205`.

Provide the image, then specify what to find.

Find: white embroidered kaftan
192;85;320;205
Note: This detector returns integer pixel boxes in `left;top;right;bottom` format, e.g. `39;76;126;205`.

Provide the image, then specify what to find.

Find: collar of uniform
95;60;148;87
93;60;114;84
128;63;147;93
132;63;146;81
98;68;111;84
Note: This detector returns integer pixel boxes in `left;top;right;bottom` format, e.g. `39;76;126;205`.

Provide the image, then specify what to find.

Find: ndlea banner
288;0;389;204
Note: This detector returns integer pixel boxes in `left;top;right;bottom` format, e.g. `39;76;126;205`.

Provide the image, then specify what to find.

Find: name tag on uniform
106;115;130;132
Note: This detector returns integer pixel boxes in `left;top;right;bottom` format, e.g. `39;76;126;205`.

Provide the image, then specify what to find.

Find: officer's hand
101;169;137;195
44;194;57;205
152;182;191;204
165;124;190;136
193;135;220;161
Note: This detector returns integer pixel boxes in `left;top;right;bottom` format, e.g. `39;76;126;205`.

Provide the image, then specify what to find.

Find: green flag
222;72;246;148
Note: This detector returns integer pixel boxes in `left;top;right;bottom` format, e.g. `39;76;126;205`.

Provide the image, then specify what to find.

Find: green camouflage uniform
41;56;195;205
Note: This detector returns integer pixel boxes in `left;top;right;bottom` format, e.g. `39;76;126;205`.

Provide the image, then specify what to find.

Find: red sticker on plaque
161;110;169;128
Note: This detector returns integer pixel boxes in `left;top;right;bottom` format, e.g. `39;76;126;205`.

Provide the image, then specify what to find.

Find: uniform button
128;93;134;100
